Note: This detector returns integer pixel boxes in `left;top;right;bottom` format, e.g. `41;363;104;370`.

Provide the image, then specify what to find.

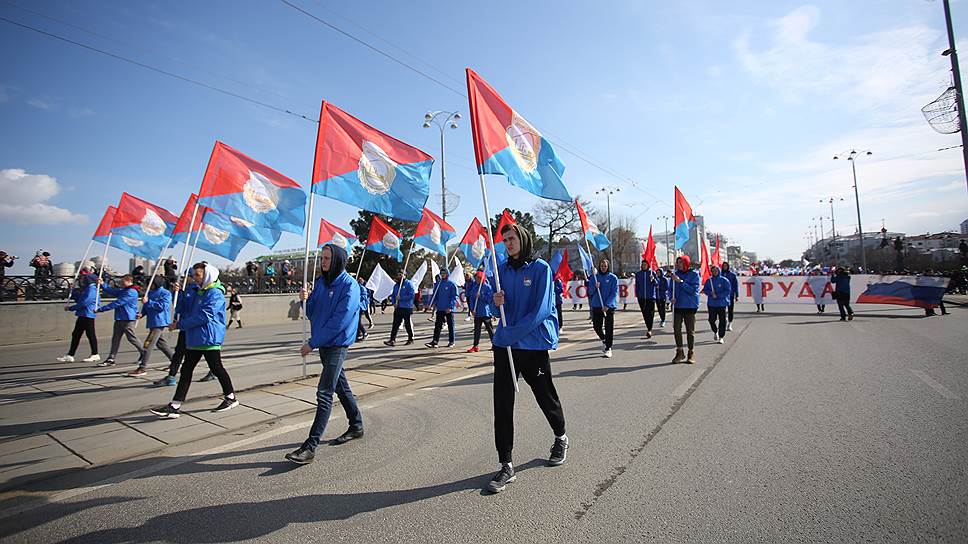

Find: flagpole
355;247;367;277
477;173;518;392
171;202;200;320
311;249;319;283
299;191;315;379
95;232;112;307
398;239;413;288
72;239;95;288
583;236;605;315
424;251;451;321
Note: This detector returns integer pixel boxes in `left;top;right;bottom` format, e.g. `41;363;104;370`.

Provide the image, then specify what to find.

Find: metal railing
0;274;308;302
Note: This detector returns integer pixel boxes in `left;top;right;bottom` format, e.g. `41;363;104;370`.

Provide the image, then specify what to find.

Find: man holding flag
425;268;459;348
634;259;661;339
588;258;618;358
465;270;494;353
384;270;416;347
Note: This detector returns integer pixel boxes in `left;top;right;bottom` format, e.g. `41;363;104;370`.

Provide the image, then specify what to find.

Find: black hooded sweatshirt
324;245;349;285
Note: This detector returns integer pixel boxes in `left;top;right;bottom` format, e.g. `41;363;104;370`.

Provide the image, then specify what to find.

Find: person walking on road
127;276;174;377
588;258;618;358
153;279;193;386
286;245;364;465
553;276;564;331
486;223;567;494
702;264;732;344
721;262;739;330
671;255;701;364
832;267;854;321
149;262;238;418
466;273;494;353
384;271;416;347
226;287;243;329
95;275;145;367
357;277;370;342
426;268;459;348
634;259;659;339
657;267;671;328
57;266;100;363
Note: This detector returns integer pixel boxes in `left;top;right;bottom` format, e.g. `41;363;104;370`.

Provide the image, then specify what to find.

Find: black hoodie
324;245;349;285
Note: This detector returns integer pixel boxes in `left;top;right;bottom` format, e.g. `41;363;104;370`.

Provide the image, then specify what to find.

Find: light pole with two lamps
422;110;461;224
595;186;620;264
833;150;872;271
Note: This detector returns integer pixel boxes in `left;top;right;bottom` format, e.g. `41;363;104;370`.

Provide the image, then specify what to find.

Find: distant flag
410;259;428;288
174;194;279;251
492;209;517;262
449;254;465;288
109;193;178;258
576;198;610;251
430;259;441;283
550;249;574;283
699;235;712;286
577;243;594;275
366;216;403;261
189;210;250;261
197;141;306;234
674;186;697;250
711;236;722;268
458;218;491;266
643;226;659;271
365;262;395;302
413;208;456;256
465;68;570;201
312;101;433;222
317;219;358;250
92;206;117;244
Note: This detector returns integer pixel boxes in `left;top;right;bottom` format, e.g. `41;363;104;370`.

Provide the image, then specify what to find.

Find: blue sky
2;0;967;273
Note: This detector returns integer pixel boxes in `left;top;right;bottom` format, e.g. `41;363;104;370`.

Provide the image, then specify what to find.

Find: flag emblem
430;223;441;245
140;209;167;237
331;232;348;248
472;235;487;260
358;141;397;195
506;113;540;172
203;223;230;245
382;231;400;251
121;236;144;247
242;171;279;213
230;216;255;228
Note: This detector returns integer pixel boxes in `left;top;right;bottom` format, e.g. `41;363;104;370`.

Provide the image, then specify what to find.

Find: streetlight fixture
833;150;872;271
422;110;461;224
819;197;844;240
595;186;621;264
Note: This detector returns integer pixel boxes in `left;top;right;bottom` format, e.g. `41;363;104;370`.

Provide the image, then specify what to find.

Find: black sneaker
149;404;180;419
445;342;455;348
212;397;239;412
285;447;315;465
549;436;569;466
383;340;396;347
485;464;516;494
97;359;116;367
199;372;215;382
404;338;414;345
425;342;438;348
332;426;364;445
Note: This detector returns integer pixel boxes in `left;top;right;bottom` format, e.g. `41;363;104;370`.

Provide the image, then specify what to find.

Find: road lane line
910;370;960;400
672;369;706;399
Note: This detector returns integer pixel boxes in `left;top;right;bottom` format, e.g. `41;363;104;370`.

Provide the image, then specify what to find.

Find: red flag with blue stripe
674;186;696;250
317;219;358;251
109;193;178;259
413;208;455;256
458;218;491;266
366;216;403;261
92;206;117;244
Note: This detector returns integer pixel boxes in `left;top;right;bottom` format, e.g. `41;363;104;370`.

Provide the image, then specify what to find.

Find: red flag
173;194;206;239
674;186;696;249
711;236;722;268
92;206;118;242
493;209;516;247
556;248;574;283
643;226;659;271
366;216;401;246
699;236;712;286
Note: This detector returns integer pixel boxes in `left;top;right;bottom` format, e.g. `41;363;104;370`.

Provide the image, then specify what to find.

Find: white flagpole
171;203;200;320
94;232;112;307
355;247;367;277
477;173;518;392
311;250;319;283
72;239;95;288
582;236;605;316
299;192;315;379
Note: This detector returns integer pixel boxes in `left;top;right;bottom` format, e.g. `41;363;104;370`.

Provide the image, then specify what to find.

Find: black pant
657;299;667;323
173;349;234;402
389;307;413;342
493;348;565;464
637;298;655;331
166;330;187;377
674;308;697;350
356;311;367;340
68;316;98;356
361;309;373;327
836;297;853;319
555;303;563;331
432;310;455;344
592;307;614;349
727;300;735;322
473;316;494;346
708;307;727;338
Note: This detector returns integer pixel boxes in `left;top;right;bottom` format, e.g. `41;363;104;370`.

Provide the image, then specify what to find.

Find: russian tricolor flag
317;219;358;251
857;275;949;309
413;208;455;256
466;68;570;202
313;101;433;222
674;186;696;250
366;216;403;262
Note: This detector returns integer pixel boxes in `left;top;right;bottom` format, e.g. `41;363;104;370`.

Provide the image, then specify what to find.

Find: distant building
961;218;968;235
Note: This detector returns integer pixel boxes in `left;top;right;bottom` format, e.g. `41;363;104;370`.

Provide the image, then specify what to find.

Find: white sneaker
717;337;725;344
659;321;666;328
726;322;733;331
82;354;101;363
603;348;613;358
712;333;719;343
56;355;74;363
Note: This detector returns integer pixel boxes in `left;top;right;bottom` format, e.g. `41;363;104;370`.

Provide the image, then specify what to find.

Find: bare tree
533;197;594;261
607;215;640;276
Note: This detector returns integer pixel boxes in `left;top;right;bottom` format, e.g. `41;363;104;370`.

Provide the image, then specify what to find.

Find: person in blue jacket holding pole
153;278;193;387
588;258;618;358
384;271;415;347
127;276;175;377
553;276;564;331
57;266;100;363
486;223;568;494
721;262;739;331
426;268;459;348
466;273;494;353
657;267;671;328
95;274;145;367
671;255;701;364
702;264;732;344
356;277;370;342
634;259;659;339
286;245;364;464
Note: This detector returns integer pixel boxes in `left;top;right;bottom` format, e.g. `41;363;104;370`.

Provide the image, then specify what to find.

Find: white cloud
26;98;54;111
0;169;87;225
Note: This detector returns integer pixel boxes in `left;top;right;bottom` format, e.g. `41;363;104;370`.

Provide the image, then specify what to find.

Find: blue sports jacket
359;285;370;311
832;274;851;296
490;258;558;350
634;269;658;300
98;285;140;321
553;278;564;306
142;287;173;329
306;270;360;349
391;280;415;309
69;283;98;318
672;269;702;310
178;281;226;348
433;279;459;312
702;275;732;308
722;270;739;301
467;279;494;318
587;272;618;309
657;274;670;300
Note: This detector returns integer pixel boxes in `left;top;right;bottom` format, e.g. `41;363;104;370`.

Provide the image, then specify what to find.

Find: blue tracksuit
306;271;360;349
98;285;140;320
174;286;195;320
490;258;558;350
178;282;227;348
467;279;494;318
702;275;732;308
390;280;415;309
672;269;702;310
587;272;618;309
634;269;658;300
433;279;459;312
554;278;564;306
657;275;670;301
722;270;739;301
359;285;370;311
69;283;98;318
142;287;173;329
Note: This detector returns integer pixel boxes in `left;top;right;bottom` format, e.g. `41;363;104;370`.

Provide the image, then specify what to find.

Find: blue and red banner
577;198;609;251
317;219;358;251
466;68;570;202
109;193;178;259
92;206;117;244
413;208;455;256
366;216;403;262
312;101;433;222
458;218;491;266
492;209;516;263
674;186;696;250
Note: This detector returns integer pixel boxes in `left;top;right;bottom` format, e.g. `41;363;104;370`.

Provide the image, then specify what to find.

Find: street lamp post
422;110;461;224
658;215;671;267
820;197;843;240
833;150;872;271
596;186;620;264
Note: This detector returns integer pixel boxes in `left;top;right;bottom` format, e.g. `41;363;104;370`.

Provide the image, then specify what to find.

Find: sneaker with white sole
659;321;666;328
726;322;733;331
97;359;116;367
56;355;74;363
603;348;613;358
549;436;569;466
149;404;180;419
717;337;725;344
82;354;101;363
127;367;147;377
712;333;719;343
212;397;239;412
486;464;516;494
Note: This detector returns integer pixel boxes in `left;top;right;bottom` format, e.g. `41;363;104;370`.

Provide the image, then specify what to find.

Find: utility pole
942;0;968;193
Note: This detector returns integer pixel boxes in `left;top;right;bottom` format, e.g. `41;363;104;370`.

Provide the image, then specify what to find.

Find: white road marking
672;369;705;399
910;369;960;400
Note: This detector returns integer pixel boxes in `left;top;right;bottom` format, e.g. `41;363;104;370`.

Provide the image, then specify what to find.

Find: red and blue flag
317;219;358;251
674;186;696;250
197;141;305;235
366;216;403;262
413;208;455;256
466;68;570;202
491;209;516;264
173;194;279;250
171;195;250;261
313;101;433;222
459;218;491;266
92;206;117;244
576;198;609;251
109;193;178;259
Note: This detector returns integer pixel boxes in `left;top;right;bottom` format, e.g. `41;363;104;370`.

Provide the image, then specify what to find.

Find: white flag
430;259;441;283
366;263;395;302
411;260;428;288
450;255;465;288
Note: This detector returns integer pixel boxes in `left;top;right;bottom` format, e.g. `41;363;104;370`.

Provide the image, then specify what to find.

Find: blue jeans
303;347;363;451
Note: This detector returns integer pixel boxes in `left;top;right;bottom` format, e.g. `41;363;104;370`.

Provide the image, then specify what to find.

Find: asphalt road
1;303;965;543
